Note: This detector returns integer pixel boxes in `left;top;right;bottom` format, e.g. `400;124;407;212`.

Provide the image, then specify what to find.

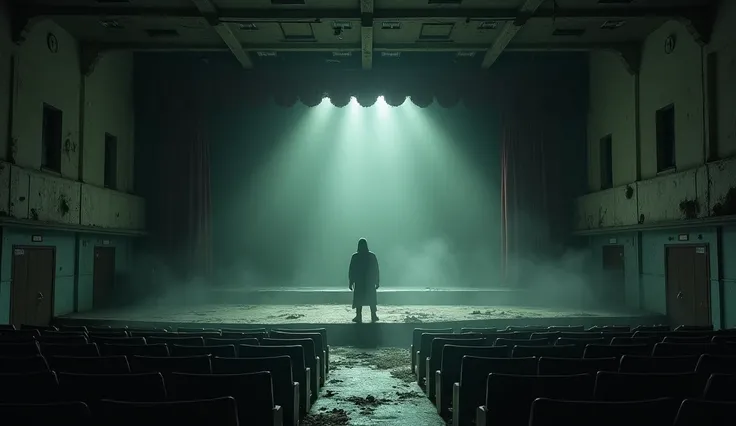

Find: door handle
37;292;44;302
677;291;684;300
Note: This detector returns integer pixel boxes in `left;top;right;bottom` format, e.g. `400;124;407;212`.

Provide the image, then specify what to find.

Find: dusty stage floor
60;303;642;325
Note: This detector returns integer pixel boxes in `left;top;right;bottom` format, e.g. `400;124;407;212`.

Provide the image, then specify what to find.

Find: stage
55;287;666;346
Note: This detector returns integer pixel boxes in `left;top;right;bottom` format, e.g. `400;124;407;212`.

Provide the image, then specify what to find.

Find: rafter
361;0;374;70
481;0;545;69
191;0;252;68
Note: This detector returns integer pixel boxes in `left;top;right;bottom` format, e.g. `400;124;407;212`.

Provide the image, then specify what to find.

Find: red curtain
500;107;551;286
153;82;213;283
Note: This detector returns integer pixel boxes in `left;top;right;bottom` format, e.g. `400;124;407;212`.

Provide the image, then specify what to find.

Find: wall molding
0;216;146;236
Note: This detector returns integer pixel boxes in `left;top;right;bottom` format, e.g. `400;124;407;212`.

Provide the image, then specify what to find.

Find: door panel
666;246;710;327
11;247;55;326
93;247;116;309
10;248;30;326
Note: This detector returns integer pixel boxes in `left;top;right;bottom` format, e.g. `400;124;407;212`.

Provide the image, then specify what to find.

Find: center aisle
303;347;446;426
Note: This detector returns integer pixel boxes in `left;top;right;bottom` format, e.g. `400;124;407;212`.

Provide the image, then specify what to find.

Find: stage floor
60;303;649;325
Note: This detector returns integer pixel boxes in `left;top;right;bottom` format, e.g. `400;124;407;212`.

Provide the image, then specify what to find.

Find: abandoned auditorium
1;0;736;425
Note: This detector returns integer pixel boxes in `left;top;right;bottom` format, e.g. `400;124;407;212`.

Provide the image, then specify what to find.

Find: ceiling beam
96;41;636;54
191;0;252;68
481;0;545;69
18;4;704;21
361;0;374;70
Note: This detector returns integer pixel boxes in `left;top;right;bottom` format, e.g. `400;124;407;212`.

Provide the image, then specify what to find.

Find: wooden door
93;247;116;308
11;247;55;326
601;245;625;306
666;245;711;327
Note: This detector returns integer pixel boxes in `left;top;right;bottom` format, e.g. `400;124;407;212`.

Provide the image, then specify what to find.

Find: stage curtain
151;78;213;283
500;102;552;286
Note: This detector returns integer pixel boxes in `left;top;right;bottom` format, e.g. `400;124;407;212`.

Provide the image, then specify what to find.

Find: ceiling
11;0;717;71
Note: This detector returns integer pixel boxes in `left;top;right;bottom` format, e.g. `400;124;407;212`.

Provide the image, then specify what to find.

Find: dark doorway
93;247;116;309
665;245;711;327
601;245;625;306
10;247;55;326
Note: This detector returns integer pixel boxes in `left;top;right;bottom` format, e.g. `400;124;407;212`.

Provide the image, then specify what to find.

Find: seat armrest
272;405;283;426
435;370;442;414
476;405;489;426
292;382;300;425
452;382;460;426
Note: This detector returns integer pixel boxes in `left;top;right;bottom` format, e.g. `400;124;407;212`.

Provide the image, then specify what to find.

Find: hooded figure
348;238;380;323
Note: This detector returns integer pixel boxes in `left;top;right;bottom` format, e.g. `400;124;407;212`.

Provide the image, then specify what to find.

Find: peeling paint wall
708;0;736;159
11;19;80;177
640;21;705;178
575;157;736;232
0;1;11;163
587;51;637;191
83;52;135;192
722;226;736;328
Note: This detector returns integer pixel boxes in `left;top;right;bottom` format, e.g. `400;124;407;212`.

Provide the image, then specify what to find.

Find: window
600;134;613;190
104;133;117;189
656;104;676;172
41;103;62;172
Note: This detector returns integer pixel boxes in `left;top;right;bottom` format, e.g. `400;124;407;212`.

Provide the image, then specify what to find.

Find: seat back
537;356;618;375
584;344;650;359
529;332;561;344
0;342;40;358
169;372;275;424
594;372;707;401
212;355;295;426
40;343;99;357
58;372;166;402
101;343;170;357
548;326;585;332
496;338;548;347
556;337;605;348
147;336;205;347
0;371;59;403
171;345;236;358
674;399;736;426
459;327;495;334
619;355;699;374
269;331;324;355
695;354;736;375
703;374;736;401
37;334;88;345
663;335;713;344
588;325;631;333
239;343;307;411
440;345;506;405
418;333;479;382
89;336;146;346
96;396;239;426
513;344;581;358
130;355;212;374
652;343;721;357
221;330;267;339
558;332;603;340
0;355;49;373
632;325;671;332
529;397;680;426
0;401;91;426
611;336;660;347
485;373;595;426
49;356;131;374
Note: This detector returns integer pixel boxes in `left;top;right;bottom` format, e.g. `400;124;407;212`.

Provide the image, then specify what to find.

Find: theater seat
101;343;170;357
169;372;282;426
0;401;91;426
170;344;236;357
674;399;736;426
96;397;239;426
537;357;618;375
48;355;131;374
213;355;299;426
593;372;707;401
529;397;679;426
57;372;167;404
0;355;50;373
129;355;212;375
0;371;60;403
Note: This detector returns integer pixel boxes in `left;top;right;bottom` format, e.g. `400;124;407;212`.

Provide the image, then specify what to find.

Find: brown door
666;245;711;327
601;245;625;306
93;247;116;308
10;247;55;326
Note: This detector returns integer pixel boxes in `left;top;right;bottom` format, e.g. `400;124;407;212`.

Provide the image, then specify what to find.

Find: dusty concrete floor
303;347;444;426
62;303;618;324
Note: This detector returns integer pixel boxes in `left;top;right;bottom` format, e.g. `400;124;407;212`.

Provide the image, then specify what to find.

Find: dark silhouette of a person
349;238;380;323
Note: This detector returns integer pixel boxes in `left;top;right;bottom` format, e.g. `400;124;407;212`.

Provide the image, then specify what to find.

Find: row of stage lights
274;92;472;109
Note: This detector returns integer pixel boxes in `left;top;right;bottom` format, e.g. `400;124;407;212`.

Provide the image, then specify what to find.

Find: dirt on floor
64;304;617;324
302;347;443;426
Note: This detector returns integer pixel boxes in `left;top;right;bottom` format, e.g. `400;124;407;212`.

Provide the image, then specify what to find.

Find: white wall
0;2;10;162
708;0;736;159
83;52;135;192
639;20;705;179
587;51;637;191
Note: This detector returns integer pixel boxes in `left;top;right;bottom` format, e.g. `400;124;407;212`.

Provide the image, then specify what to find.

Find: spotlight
333;27;343;40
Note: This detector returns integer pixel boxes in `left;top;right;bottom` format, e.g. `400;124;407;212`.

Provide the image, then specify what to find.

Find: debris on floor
305;347;445;426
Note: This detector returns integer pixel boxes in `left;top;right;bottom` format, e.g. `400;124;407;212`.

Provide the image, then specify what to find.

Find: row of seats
411;324;736;426
0;325;331;426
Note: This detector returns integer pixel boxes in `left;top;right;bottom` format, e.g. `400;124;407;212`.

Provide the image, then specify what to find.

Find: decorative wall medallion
47;33;58;53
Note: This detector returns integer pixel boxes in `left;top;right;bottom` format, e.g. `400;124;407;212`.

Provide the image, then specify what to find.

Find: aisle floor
303;347;445;426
